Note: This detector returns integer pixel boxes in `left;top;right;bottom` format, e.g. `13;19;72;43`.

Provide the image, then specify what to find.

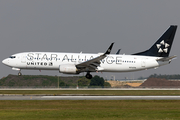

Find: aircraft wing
156;55;177;61
76;43;114;71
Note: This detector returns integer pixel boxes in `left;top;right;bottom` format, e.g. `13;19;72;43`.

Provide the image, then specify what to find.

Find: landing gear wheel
85;73;92;79
18;72;22;76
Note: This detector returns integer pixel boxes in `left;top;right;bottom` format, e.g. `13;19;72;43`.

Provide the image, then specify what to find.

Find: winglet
116;49;121;54
104;42;114;55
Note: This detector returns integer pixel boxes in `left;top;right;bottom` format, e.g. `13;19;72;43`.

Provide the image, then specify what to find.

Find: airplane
2;25;177;79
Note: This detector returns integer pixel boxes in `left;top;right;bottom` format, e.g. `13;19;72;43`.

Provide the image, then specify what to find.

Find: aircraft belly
101;64;136;72
101;59;160;72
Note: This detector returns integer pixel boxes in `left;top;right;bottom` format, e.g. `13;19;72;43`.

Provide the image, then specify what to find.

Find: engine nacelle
59;64;79;74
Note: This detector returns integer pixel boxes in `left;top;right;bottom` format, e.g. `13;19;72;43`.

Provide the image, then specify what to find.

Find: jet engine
59;64;79;74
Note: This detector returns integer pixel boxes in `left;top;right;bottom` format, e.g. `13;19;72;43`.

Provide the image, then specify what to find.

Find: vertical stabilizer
133;25;177;57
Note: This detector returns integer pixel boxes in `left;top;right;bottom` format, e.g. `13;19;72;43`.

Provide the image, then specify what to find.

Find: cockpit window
9;56;16;59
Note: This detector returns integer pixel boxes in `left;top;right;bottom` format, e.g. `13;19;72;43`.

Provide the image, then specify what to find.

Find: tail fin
133;25;177;57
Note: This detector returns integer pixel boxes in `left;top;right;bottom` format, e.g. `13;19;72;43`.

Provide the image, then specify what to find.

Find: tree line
57;75;111;88
148;74;180;79
69;75;111;88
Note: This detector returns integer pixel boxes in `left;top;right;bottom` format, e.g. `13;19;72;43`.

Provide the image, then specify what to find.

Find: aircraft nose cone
2;59;5;64
2;59;8;65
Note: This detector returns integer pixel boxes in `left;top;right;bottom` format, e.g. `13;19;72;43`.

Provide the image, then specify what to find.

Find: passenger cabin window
9;56;16;59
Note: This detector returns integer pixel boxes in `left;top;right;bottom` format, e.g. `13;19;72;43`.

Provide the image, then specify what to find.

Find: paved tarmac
1;88;180;90
1;95;180;100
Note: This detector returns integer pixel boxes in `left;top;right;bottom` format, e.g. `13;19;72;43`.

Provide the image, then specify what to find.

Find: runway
1;88;180;90
1;95;180;100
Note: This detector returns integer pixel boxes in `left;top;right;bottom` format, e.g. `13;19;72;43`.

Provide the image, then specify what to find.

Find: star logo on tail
156;40;169;53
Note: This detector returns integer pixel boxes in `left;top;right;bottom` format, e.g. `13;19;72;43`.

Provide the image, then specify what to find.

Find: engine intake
59;64;79;74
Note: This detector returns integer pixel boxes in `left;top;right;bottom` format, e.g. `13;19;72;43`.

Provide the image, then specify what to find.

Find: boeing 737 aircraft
2;25;177;79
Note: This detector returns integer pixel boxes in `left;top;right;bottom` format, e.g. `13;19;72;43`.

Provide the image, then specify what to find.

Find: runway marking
41;96;180;100
1;96;180;100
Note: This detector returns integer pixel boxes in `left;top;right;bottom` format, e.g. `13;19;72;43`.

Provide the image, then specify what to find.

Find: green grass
0;90;180;96
0;100;180;120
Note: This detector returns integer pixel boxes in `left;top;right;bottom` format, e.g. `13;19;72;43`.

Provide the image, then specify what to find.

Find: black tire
86;73;92;79
18;72;22;76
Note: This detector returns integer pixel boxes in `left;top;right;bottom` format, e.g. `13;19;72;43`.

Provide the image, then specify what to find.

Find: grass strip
0;100;180;120
1;90;180;96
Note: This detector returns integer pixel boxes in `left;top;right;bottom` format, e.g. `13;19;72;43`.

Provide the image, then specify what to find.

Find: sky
1;0;180;80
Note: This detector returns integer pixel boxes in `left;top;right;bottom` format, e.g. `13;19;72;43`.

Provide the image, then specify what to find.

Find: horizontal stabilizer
156;55;177;61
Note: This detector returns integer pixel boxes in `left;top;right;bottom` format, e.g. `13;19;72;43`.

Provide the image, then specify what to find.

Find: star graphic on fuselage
156;40;169;53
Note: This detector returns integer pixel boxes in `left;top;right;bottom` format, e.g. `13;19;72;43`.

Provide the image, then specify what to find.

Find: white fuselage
2;52;169;73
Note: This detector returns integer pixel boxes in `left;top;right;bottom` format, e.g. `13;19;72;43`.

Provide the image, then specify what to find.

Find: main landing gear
85;72;92;79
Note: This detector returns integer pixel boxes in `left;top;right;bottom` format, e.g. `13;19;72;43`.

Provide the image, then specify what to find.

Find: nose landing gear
18;70;22;76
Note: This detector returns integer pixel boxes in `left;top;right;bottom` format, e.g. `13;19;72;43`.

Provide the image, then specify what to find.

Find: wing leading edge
76;43;114;71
